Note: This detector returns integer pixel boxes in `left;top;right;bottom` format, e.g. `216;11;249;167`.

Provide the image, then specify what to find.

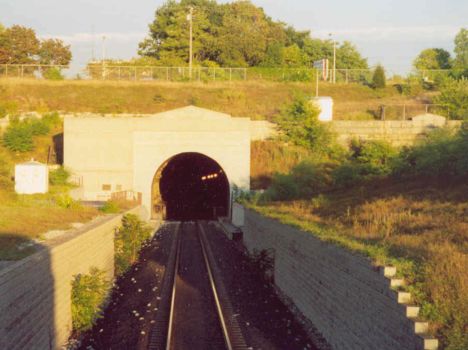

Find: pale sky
1;0;467;75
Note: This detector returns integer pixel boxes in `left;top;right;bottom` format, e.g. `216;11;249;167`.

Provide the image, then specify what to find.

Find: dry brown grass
0;78;428;120
0;199;98;260
256;179;468;348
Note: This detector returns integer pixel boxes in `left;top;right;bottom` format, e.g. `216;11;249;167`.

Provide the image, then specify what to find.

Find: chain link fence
0;64;456;84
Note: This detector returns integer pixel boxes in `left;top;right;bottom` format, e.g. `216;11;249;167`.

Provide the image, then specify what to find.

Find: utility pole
101;35;106;80
329;33;336;83
187;6;194;80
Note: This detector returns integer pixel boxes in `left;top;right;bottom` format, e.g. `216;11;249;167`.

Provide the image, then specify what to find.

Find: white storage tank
15;160;49;194
313;96;334;122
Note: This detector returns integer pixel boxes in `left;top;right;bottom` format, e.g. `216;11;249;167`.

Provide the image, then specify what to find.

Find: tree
413;48;452;70
39;39;72;65
453;28;468;70
372;65;386;89
0;25;40;64
138;0;368;68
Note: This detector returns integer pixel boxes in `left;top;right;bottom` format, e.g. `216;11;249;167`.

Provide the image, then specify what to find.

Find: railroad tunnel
152;153;230;221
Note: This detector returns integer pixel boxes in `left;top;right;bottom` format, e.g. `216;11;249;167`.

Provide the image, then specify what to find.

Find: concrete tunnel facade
63;106;251;220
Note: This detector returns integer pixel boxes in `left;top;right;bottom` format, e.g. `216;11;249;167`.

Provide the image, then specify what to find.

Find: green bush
372;65;386;89
28;117;50;136
0;101;18;119
332;162;363;187
434;79;468;120
49;167;70;185
350;139;398;175
276;95;335;155
43;67;64;80
55;194;81;209
99;200;121;214
393;126;468;178
264;161;332;201
2;123;34;152
115;214;151;275
42;112;61;128
71;267;109;332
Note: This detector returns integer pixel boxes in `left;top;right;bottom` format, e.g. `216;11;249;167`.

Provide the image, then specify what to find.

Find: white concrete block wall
0;206;149;350
243;209;436;350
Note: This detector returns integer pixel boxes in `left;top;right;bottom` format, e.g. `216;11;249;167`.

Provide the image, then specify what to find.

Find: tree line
0;23;72;66
137;0;368;69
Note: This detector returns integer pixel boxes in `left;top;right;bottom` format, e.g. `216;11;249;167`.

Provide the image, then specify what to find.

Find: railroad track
149;221;248;350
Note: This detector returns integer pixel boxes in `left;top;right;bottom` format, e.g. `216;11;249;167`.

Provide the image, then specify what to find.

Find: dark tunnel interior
159;153;230;221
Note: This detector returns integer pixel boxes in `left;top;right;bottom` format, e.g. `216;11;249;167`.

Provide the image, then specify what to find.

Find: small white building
313;97;334;122
15;160;49;194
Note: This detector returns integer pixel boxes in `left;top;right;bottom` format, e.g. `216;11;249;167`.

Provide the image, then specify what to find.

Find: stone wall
331;114;462;147
0;206;149;350
241;209;437;350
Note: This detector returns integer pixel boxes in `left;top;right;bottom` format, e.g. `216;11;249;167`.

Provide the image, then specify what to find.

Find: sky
1;0;466;75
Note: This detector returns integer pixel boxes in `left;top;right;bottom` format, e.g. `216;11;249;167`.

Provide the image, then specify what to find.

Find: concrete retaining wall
332;115;462;147
0;206;149;350
242;209;437;350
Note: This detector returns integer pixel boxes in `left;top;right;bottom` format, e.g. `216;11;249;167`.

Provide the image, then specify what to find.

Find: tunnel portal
154;153;230;221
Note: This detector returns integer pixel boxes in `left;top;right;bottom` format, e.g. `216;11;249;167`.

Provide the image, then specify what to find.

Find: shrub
393;126;468;178
350;139;398;175
115;214;151;275
332;162;363;187
55;194;81;209
49;167;70;185
2;123;34;152
0;101;18;119
434;79;468;120
372;65;386;89
28;117;50;136
43;67;64;80
276;95;335;155
99;200;121;214
71;267;110;332
42;111;61;128
263;173;299;201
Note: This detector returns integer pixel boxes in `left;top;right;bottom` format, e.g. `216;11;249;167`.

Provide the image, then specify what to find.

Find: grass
0;189;98;260
0;118;99;260
0;78;430;120
246;178;468;349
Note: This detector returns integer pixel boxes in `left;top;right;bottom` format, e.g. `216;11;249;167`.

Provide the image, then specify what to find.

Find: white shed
313;96;334;122
15;160;49;194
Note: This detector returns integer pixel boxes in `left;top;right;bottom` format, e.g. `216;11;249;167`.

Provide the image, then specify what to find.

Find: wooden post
118;66;121;80
213;67;216;81
134;67;137;81
166;67;169;81
381;106;386;120
345;69;349;84
229;68;232;82
21;65;24;78
403;104;406;120
244;68;247;80
425;104;429;114
4;64;7;77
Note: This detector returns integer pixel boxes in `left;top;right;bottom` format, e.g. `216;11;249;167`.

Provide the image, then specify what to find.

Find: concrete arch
151;152;230;220
64;106;251;220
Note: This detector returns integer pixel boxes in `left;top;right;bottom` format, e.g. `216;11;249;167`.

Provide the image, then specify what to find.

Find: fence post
425;104;429;114
403;104;406;120
166;67;169;81
21;65;24;78
381;105;386;120
134;67;137;81
213;68;216;81
244;68;247;81
118;66;121;80
345;69;349;84
4;64;7;77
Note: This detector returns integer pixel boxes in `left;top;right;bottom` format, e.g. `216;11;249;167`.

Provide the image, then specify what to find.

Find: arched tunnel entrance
152;153;230;221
